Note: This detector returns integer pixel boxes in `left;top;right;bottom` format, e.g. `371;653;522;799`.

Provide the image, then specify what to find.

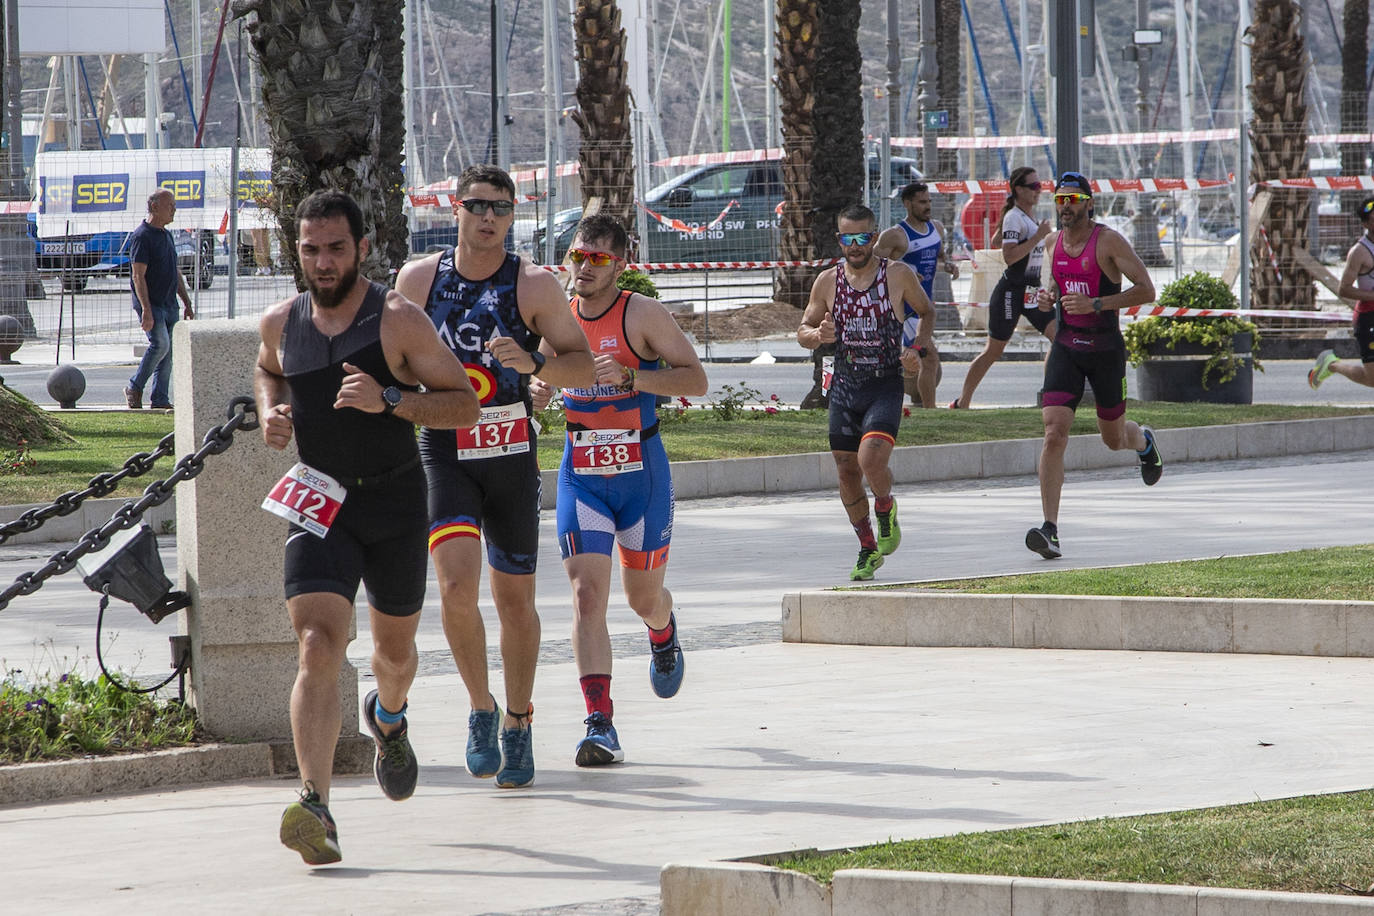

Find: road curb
660;863;1374;915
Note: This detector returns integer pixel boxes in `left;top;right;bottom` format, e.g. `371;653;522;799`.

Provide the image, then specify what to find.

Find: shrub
1123;272;1262;389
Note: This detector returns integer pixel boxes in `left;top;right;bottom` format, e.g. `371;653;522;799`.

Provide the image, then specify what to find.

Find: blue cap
1055;171;1092;196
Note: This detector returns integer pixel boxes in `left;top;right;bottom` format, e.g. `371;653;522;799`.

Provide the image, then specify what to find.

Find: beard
307;256;361;310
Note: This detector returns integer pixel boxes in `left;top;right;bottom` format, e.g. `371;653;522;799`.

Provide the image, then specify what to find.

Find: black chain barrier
0;433;178;546
0;396;259;613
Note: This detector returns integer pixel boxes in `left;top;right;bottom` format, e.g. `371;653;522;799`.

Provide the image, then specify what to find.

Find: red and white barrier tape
1256;225;1283;282
541;257;838;272
1255;176;1374;191
637;198;740;234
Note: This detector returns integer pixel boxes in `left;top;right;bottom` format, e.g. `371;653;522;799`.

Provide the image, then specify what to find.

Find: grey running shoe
363;689;418;801
1025;525;1062;559
279;782;341;866
1138;426;1164;486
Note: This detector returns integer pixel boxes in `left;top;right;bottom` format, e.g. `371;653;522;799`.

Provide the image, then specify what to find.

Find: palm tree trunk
233;0;408;285
1246;0;1314;317
570;0;636;233
772;0;818;308
1340;0;1369;218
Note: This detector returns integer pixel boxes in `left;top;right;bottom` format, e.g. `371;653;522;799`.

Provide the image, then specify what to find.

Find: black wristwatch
528;350;547;375
1092;297;1103;313
380;386;403;414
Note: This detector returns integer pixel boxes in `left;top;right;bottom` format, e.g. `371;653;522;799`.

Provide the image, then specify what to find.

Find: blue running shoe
362;689;418;801
648;613;685;699
279;781;341;866
495;723;535;788
465;697;502;778
575;712;624;767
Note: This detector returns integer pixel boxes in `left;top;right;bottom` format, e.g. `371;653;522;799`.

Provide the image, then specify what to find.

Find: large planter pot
1135;332;1254;404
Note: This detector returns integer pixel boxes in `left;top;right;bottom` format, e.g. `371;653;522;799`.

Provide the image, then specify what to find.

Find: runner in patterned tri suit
1309;196;1374;390
527;214;707;767
799;204;929;581
395;164;594;791
950;166;1055;409
1024;172;1163;561
875;181;954;407
256;190;479;866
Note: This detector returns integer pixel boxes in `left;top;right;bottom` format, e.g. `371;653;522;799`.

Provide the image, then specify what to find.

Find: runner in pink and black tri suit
1024;172;1163;560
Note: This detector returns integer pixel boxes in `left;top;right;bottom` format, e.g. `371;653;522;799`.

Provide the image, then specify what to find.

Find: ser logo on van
157;171;206;207
71;173;129;213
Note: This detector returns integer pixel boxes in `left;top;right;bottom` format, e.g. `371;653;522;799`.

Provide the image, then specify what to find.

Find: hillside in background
17;0;1356;186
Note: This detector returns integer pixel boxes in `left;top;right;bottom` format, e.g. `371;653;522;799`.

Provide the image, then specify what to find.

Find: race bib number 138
262;462;347;538
571;428;644;476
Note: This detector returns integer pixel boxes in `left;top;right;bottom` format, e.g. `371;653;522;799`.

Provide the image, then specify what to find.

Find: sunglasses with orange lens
1054;192;1091;204
567;248;619;266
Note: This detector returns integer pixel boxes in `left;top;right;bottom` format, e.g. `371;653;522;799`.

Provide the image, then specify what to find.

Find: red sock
874;495;894;514
853;516;877;550
580;674;613;719
648;617;675;647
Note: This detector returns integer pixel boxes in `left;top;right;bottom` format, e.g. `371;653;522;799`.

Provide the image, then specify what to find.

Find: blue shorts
555;432;674;570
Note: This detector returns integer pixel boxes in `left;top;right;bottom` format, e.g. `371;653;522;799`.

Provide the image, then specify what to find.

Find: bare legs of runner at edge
1309;195;1374;391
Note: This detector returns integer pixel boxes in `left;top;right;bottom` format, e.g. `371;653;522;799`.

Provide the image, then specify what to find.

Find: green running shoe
280;782;341;866
875;502;902;555
850;546;884;581
1308;349;1337;389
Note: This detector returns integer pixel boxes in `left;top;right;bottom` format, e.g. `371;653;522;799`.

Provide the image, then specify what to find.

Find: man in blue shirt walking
125;189;194;409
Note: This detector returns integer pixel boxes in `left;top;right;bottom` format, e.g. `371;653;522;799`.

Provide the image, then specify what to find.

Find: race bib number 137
262;462;347;538
456;402;531;459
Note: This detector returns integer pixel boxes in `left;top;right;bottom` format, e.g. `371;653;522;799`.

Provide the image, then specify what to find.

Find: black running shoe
1138;426;1163;486
279;782;341;866
363;689;418;801
1025;525;1062;559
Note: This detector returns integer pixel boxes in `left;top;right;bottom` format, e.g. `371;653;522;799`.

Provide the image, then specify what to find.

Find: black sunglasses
460;198;516;216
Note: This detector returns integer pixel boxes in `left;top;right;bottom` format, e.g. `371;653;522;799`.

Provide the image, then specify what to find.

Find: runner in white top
951;166;1056;409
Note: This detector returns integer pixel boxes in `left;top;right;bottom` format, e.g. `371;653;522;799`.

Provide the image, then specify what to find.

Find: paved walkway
0;448;1371;913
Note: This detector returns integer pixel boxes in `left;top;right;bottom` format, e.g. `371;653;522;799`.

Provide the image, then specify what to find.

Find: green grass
903;545;1374;603
2;413;177;505
2;402;1368;505
0;666;200;764
773;790;1374;895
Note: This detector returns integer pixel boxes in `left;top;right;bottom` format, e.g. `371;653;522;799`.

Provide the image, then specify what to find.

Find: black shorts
828;374;905;452
283;465;429;617
1040;340;1128;419
1357;311;1374;363
986;277;1054;342
420;438;542;576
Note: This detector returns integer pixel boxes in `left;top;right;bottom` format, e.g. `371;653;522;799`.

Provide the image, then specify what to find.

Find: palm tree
934;0;961;180
809;0;863;254
570;0;636;233
1340;0;1369;216
772;0;818;308
1246;0;1314;313
796;0;862;409
232;0;408;284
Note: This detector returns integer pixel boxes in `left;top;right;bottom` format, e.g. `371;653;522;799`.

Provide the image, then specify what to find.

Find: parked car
28;216;214;290
531;154;923;264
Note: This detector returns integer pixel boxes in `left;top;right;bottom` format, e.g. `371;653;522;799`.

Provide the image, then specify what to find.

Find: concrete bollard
171;319;362;749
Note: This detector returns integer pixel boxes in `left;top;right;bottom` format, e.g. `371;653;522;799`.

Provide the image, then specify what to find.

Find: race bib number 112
262;462;347;538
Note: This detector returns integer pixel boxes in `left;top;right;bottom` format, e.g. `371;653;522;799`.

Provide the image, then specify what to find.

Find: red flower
902;407;912;418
